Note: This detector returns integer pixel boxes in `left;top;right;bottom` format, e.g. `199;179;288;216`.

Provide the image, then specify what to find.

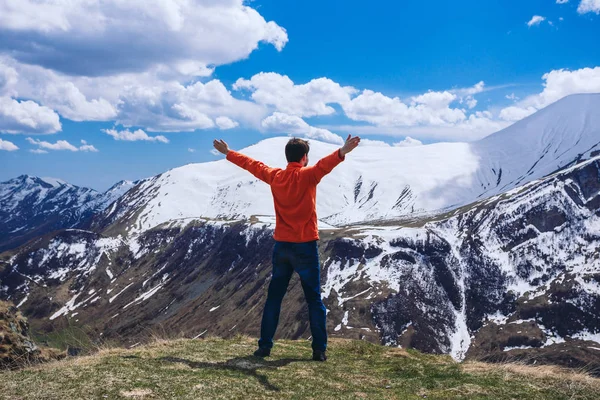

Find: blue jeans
258;240;327;352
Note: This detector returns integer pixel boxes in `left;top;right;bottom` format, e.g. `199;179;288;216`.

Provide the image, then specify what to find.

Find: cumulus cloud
498;67;600;120
29;148;48;154
215;116;239;130
103;128;169;143
343;89;467;127
556;0;569;3
79;139;99;152
0;1;282;135
261;112;344;145
0;96;61;134
234;73;356;117
26;137;97;152
359;139;392;147
116;79;264;132
578;0;600;14
0;0;287;77
527;15;546;27
27;137;79;151
0;138;18;151
1;57;264;131
499;106;537;121
0;61;17;95
451;81;485;109
394;137;423;147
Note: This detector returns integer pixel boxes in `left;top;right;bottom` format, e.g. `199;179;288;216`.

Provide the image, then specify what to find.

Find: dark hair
285;138;310;163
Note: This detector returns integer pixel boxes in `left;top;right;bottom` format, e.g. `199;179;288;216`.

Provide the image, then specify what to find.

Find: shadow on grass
152;355;307;391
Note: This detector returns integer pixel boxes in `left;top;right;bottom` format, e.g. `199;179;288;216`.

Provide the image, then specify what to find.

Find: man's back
226;149;345;242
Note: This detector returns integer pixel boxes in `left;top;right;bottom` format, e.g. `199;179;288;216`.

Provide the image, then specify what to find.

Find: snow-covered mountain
0;175;135;252
1;93;599;372
92;94;600;235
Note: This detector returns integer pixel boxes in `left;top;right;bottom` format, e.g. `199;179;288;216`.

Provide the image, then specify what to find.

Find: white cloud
452;81;485;109
27;137;97;152
0;1;283;134
394;137;423;147
0;61;18;95
234;72;356;117
79;140;99;152
527;15;546;27
103;128;169;143
499;106;537;121
411;91;457;109
577;0;600;14
0;56;262;134
0;58;117;122
0;1;287;77
556;0;569;4
116;79;264;132
210;149;220;156
453;81;485;97
578;0;600;14
215;116;239;130
27;137;79;151
0;96;61;134
343;89;467;127
0;138;18;151
325;107;510;142
505;93;519;101
188;148;196;153
498;67;600;120
359;139;391;147
29;148;48;154
261;112;344;145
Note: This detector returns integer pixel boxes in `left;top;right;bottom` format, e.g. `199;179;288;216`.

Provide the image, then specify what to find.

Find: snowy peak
0;175;132;252
39;176;70;188
97;180;136;209
473;93;600;197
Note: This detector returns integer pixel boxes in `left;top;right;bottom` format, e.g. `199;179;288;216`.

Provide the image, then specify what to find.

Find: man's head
285;138;309;166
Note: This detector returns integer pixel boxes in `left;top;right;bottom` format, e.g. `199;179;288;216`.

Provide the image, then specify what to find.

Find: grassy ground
1;336;599;399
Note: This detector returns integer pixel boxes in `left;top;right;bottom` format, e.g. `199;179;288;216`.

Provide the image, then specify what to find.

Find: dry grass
463;361;600;388
1;337;599;399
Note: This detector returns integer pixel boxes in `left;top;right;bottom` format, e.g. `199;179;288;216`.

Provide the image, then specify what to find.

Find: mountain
1;94;600;372
91;94;600;235
0;176;135;252
473;93;600;199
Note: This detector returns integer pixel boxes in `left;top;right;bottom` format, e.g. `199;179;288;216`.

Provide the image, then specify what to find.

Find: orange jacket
226;149;345;242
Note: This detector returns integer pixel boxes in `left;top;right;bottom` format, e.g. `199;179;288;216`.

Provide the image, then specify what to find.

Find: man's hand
213;139;230;155
340;135;361;156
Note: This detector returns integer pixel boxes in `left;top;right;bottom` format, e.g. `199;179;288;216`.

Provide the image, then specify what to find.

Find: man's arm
213;139;277;185
305;135;361;184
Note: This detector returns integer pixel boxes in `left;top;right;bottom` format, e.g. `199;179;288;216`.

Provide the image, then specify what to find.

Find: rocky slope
0;300;64;369
0;175;134;252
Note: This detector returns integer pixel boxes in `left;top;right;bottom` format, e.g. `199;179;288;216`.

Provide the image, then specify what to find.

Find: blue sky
0;0;599;191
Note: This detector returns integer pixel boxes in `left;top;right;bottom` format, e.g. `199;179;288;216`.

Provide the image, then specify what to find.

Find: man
212;135;360;361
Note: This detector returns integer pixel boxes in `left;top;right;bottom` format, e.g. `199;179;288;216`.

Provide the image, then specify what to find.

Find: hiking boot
312;350;327;362
253;347;271;358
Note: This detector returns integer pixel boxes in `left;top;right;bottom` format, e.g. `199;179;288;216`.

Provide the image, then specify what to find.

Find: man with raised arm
213;135;360;361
